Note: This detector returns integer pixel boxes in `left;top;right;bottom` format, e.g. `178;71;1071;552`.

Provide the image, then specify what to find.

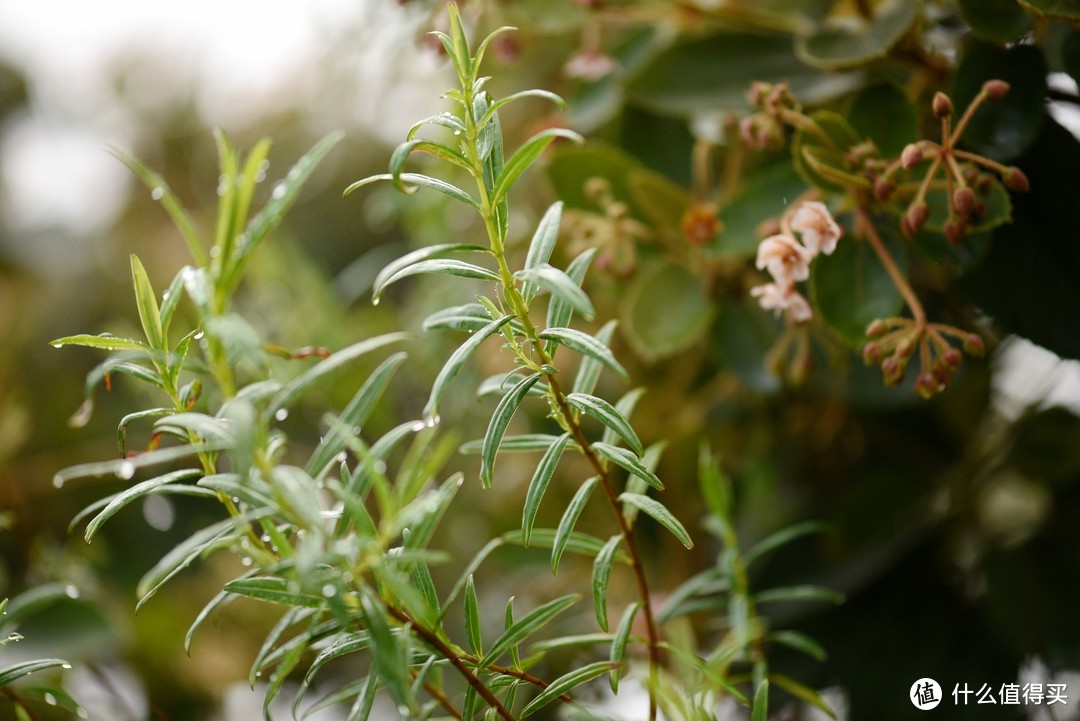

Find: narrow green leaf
460;686;479;721
117;407;171;456
617;493;693;549
306;352;407;476
601;389;647;449
530;633;613;653
373;244;490;302
566;394;643;456
538;328;627;382
461;433;561;455
769;630;827;662
552;477;600;575
504;597;521;669
464;575;483;656
520;661;611;717
198;472;275;510
422;302;493;332
477;90;567;131
390;140;471;190
522;202;564;302
503;528;626;562
1;585;72;632
751;680;769;721
84;469;201;542
494;128;584;201
186;586;240;653
249;605;311;688
0;659;71;688
572;320;617;396
522;433;571;545
407;111;466;139
345;673;379;721
263;618;319;721
594;443;663;490
158;269;186;338
50;333;147;352
770;674;837;719
154;413;234;445
305;631;371;685
359;589;411;709
224;577;324;608
425;315;513;421
591;536;622;632
109;146;206;265
546;248;597;350
475;372;547;399
54;443;216;487
480;373;541;489
744;521;829;566
516;265;595;320
265;333;409;421
478;594;579;668
344;172;481;212
440;537;505;619
609;602;640;693
754;585;844;606
374;259;500;303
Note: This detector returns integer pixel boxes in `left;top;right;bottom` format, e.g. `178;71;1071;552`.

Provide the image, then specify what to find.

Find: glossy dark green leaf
480;373;542;489
617;493;693;549
796;0;919;70
591;536;622;631
372;244;490;302
522;433;572;546
847;83;917;157
620;261;713;363
594;443;663;490
515;265;595;320
960;0;1034;42
552;477;600;575
566;394;643;456
953;40;1047;161
479;594;580;668
520;661;612;717
810;229;905;348
425;315;514;421
538;327;628;381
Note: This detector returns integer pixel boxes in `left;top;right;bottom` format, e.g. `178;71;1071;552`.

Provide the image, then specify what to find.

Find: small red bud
896;336;917;359
747;82;770;106
915;371;940;400
983;80;1010;102
944;217;967;245
1004;167;1029;192
943;348;962;369
953;187;976;216
882;356;906;387
900;143;924;169
963;333;986;358
904;202;930;235
681;203;720;245
863;341;883;365
874;176;896;200
932;92;953;118
866;319;889;339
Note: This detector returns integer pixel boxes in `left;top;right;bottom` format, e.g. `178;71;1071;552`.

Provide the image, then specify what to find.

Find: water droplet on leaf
322;584;337;598
65;584;80;599
117;461;135;480
151;187;165;201
53;475;65;489
272;182;287;200
275;408;289;422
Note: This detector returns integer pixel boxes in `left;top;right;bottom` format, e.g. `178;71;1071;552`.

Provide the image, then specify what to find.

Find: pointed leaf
461;433;562;455
522;433;571;545
478;594;579;668
572;320;617;396
425;315;513;421
0;659;71;688
224;577;325;608
754;585;843;606
186;586;240;653
390;140;471;189
373;244;490;302
359;589;411;709
345;172;481;212
50;333;147;352
552;477;600;575
591;535;622;631
769;630;827;662
546;249;597;348
751;679;770;721
594;443;662;490
520;661;611;717
609;602;640;693
522;202;564;302
480;373;541;488
770;674;836;719
538;327;627;382
84;469;201;542
422;302;494;332
516;265;594;320
617;493;693;549
477;90;566;131
744;521;828;566
601;388;646;448
566;394;643;456
464;575;483;656
494;128;584;201
375;259;499;303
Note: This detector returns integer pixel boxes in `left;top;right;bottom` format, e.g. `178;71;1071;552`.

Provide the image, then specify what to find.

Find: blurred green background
3;1;1080;719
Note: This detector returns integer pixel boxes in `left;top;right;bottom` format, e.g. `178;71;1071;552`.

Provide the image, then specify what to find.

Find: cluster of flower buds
564;177;650;276
863;317;985;398
750;201;841;323
872;80;1029;243
739;81;798;151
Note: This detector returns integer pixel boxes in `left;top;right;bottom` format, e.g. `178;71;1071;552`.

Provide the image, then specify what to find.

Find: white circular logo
911;678;942;710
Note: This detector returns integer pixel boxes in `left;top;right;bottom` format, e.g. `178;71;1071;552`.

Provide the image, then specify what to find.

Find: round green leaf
952;40;1047;162
810;222;905;349
620;261;714;363
713;163;808;258
959;0;1034;43
847;82;917;157
795;0;920;70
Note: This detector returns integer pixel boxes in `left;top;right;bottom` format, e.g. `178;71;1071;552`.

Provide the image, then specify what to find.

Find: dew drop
61;663;72;669
65;584;80;599
425;414;441;428
117;461;136;480
235;233;247;248
255;671;262;678
261;534;271;543
342;572;353;583
374;460;387;474
372;297;381;306
151;187;165;201
7;632;23;642
52;475;65;489
44;693;57;706
209;245;221;258
241;556;253;567
410;421;427;432
398;705;411;717
50;341;63;348
453;130;461;136
194;331;205;340
287;582;301;594
321;584;337;598
272;182;287;200
275;408;289;422
78;709;89;719
335;451;347;463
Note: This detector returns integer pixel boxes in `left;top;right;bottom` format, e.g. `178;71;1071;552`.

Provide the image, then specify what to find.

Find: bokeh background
2;1;1080;719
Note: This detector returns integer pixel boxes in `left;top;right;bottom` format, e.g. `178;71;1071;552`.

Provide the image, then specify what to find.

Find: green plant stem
856;205;926;326
387;606;517;721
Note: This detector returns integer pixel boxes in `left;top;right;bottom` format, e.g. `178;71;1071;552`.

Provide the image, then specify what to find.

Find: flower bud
944;217;966;245
1004;167;1029;192
896;336;916;359
747;82;770;106
943;347;963;369
863;341;883;365
904;202;929;235
963;333;986;358
900;143;923;169
953;187;976;216
932;92;953;118
983;79;1010;102
866;319;889;339
681;203;720;245
976;173;994;194
881;356;906;387
915;371;940;400
874;176;896;200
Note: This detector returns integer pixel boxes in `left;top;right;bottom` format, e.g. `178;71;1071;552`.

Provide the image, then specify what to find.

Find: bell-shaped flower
756;233;812;287
751;282;812;323
790;201;842;257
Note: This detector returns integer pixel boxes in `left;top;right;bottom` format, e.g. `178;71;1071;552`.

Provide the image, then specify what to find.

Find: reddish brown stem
855;205;926;326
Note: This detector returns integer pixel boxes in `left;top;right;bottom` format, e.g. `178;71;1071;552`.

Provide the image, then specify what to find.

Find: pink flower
756;234;812;287
564;50;619;82
790;201;842;257
752;283;812;323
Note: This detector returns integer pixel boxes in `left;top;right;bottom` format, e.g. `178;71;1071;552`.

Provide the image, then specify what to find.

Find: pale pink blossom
756;233;812;286
790;201;842;257
564;50;619;81
752;283;812;323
